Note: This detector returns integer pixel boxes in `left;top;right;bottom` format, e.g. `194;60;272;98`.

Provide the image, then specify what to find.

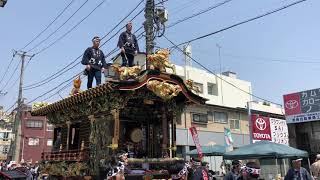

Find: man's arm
101;51;107;71
81;48;90;65
134;34;139;53
117;32;126;49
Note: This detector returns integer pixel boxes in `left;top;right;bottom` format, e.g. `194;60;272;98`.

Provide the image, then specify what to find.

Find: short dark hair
92;36;100;42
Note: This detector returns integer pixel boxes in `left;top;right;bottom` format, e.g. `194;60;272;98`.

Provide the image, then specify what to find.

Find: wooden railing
41;148;89;162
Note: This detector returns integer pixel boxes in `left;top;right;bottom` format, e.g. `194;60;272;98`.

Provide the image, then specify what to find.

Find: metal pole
276;158;279;176
216;44;224;105
145;0;155;67
247;101;253;144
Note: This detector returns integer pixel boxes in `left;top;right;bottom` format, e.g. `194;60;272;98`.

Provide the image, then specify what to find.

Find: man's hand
86;65;91;70
134;50;138;56
101;67;105;73
121;47;125;53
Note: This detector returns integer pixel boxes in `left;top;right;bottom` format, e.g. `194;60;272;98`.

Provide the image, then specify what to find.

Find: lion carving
147;49;176;74
111;64;141;81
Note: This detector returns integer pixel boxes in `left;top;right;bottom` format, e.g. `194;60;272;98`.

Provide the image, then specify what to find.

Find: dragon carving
147;80;181;100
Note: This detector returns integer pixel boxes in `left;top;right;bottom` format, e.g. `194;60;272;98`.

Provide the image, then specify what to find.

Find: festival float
31;49;206;179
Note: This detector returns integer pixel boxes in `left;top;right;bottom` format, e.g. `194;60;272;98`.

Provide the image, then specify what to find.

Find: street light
0;0;7;7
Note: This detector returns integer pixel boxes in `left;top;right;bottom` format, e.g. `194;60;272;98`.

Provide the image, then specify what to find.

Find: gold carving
147;49;176;74
147;80;181;100
32;102;49;110
185;79;201;94
70;75;82;95
111;64;141;81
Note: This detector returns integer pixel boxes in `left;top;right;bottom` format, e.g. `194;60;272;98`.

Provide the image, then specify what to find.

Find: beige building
0;106;13;161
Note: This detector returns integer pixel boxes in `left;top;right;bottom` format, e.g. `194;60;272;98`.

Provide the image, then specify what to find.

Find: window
207;83;218;96
26;120;43;128
194;82;203;94
47;139;53;146
2;145;9;154
0;132;9;141
207;111;213;121
214;112;228;123
28;138;39;146
47;124;54;131
192;113;208;123
230;119;240;130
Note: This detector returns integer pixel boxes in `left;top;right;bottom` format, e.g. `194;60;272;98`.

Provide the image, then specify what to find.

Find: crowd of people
0;160;40;179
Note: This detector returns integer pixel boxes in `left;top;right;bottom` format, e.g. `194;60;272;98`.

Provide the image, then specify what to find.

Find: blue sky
0;0;319;112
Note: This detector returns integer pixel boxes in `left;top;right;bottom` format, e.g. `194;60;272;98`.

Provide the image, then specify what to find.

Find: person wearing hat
117;21;140;67
168;161;190;180
81;36;106;89
224;160;241;180
191;158;209;180
237;162;260;180
311;154;320;180
284;158;312;180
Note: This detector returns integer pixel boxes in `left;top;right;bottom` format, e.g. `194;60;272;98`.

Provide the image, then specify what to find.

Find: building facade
174;65;284;171
18;106;53;163
0;106;13;161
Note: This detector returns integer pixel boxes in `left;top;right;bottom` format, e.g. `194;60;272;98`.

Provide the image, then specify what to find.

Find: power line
27;0;89;53
100;0;144;41
223;54;320;64
5;102;17;114
33;0;108;55
27;71;83;104
168;0;233;28
0;51;16;87
170;0;307;48
0;60;21;92
20;0;75;50
163;34;282;106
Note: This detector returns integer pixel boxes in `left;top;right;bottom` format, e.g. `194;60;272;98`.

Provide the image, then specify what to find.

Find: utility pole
216;44;224;105
9;51;34;162
145;0;155;67
247;101;253;144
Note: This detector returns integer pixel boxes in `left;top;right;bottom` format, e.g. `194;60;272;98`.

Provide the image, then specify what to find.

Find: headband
245;166;261;175
171;163;190;179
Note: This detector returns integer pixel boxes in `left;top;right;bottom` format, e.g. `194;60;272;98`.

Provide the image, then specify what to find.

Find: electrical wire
223;54;320;64
163;34;282;106
27;71;83;104
20;0;76;50
167;0;233;28
0;51;16;87
33;0;107;55
170;0;307;48
0;60;21;92
27;0;89;53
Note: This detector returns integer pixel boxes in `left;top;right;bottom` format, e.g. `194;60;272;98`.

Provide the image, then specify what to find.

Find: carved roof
31;70;207;116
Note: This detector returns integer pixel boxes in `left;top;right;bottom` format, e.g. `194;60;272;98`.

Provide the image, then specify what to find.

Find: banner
224;128;234;152
251;115;272;141
284;88;320;123
251;114;288;145
189;126;203;159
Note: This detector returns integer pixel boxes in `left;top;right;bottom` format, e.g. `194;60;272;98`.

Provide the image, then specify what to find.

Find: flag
224;127;233;152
